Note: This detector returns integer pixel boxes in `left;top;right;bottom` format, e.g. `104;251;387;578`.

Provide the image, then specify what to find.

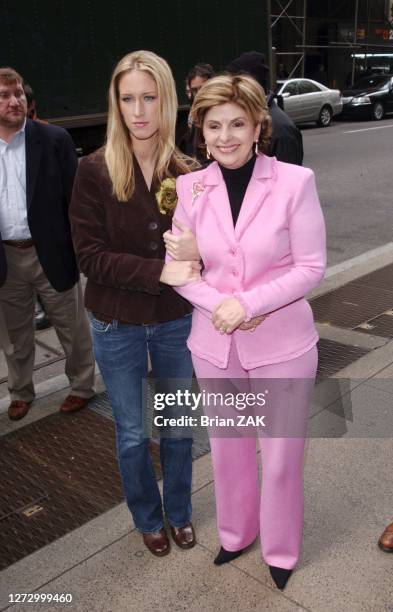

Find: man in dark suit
177;63;215;162
0;67;95;420
227;51;304;166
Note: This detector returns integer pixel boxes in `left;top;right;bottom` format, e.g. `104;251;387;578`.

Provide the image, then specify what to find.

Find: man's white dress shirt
0;119;31;240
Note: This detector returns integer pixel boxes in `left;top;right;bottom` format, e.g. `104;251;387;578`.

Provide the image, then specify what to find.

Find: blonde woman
69;51;201;556
165;74;326;588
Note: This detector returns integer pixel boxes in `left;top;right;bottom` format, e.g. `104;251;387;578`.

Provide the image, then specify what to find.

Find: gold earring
206;146;211;160
254;141;259;155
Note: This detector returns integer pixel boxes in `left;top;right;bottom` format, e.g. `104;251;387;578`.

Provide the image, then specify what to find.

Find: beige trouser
0;244;95;402
0;303;13;355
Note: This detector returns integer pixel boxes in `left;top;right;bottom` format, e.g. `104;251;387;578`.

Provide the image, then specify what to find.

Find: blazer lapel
25;119;42;210
133;155;161;221
235;155;276;241
204;162;236;248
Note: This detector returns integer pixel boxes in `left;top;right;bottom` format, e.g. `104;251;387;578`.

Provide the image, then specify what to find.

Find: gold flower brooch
155;178;177;215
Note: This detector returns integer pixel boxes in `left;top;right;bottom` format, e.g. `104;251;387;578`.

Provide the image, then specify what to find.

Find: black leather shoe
214;546;243;565
142;528;170;556
269;565;293;590
170;523;196;549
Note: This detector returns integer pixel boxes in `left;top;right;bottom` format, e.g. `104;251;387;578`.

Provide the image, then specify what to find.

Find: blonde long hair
105;50;190;202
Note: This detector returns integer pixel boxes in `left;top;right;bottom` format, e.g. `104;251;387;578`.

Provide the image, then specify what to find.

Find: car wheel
372;101;384;120
317;105;332;127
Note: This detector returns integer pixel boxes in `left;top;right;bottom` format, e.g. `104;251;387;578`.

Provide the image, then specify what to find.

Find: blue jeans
91;314;193;533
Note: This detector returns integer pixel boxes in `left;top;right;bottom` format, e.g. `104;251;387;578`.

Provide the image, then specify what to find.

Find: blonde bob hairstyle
105;50;190;202
191;73;272;155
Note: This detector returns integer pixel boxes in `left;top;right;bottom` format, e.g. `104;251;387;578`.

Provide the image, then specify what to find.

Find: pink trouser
192;343;318;570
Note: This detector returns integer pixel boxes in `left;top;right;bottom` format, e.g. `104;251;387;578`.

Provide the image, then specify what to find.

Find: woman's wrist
233;293;252;322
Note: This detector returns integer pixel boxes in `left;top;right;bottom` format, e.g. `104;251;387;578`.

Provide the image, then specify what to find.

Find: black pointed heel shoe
214;546;244;565
269;565;293;590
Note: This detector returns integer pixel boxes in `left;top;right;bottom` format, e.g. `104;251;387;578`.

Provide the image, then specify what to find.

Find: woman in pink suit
164;74;326;589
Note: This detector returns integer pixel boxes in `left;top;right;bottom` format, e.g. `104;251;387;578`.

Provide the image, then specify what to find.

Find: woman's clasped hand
212;296;246;334
212;298;266;334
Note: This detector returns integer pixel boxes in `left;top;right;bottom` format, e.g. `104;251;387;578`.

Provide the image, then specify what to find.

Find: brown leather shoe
59;394;92;413
378;522;393;552
8;400;32;421
170;523;196;549
142;528;170;557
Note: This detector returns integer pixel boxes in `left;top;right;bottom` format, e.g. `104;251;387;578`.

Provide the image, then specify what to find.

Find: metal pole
365;0;371;71
351;0;359;85
301;0;307;76
266;0;274;89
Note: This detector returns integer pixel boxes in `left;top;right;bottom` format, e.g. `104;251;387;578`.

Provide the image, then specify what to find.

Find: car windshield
353;75;390;90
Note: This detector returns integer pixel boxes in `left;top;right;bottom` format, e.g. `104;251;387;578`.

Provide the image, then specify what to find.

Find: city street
302;117;393;265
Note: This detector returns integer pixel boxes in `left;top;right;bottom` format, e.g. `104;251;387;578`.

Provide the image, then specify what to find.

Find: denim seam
135;522;164;533
166;518;192;529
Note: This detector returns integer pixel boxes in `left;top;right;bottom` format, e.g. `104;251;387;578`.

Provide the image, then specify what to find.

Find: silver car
276;78;343;127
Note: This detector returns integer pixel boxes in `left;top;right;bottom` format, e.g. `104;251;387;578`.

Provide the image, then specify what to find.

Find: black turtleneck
219;154;256;227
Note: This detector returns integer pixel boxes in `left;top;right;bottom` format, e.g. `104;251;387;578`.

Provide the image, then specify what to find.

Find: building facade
271;0;393;88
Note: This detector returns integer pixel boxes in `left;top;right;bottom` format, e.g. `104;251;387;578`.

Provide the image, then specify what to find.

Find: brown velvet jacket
69;148;192;324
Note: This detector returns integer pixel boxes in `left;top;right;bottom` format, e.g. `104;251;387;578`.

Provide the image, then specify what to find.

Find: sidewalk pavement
1;246;393;612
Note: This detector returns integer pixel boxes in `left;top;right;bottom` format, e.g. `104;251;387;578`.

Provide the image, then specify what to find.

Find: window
282;81;299;96
354;75;390;90
298;80;321;94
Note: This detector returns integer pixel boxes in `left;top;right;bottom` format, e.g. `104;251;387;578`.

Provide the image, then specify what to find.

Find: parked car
340;74;393;120
276;78;343;127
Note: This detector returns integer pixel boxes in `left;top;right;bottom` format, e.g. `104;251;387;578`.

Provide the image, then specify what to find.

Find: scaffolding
271;1;393;86
270;0;307;77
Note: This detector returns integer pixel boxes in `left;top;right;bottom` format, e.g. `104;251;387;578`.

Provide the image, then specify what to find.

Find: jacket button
231;268;238;276
230;247;237;255
148;221;158;230
150;241;158;251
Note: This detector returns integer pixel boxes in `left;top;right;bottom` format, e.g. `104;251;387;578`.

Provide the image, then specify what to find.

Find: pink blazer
168;155;326;369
